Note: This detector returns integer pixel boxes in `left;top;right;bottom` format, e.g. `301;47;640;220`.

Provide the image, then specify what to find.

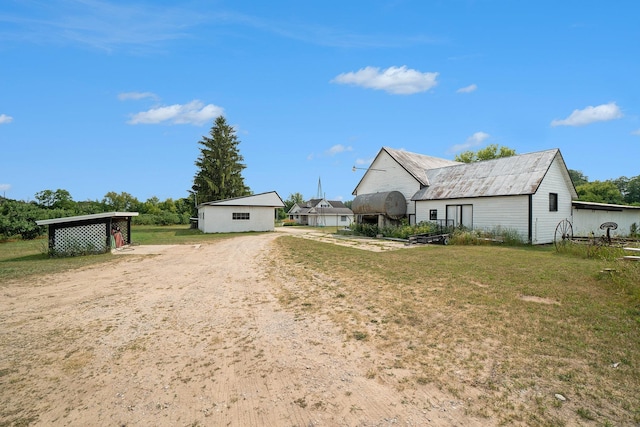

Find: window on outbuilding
549;193;558;212
430;209;437;220
232;212;250;220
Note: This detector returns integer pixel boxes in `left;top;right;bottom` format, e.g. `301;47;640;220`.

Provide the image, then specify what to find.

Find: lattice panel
54;223;107;255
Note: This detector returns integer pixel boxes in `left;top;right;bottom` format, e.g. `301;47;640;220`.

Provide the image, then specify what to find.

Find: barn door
446;204;473;229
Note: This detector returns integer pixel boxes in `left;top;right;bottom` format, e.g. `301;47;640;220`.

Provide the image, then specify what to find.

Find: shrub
449;226;525;246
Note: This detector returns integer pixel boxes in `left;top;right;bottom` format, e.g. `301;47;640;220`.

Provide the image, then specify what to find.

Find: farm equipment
553;219;636;251
408;233;450;245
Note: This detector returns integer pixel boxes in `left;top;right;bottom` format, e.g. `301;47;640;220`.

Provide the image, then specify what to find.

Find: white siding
355;151;421;217
416;196;530;241
530;156;574;244
572;208;640;238
199;205;276;233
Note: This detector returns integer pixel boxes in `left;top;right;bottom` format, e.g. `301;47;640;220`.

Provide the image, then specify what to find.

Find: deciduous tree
576;181;623;204
454;144;516;163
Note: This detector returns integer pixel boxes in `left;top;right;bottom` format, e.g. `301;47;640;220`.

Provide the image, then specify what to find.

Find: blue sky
1;0;639;203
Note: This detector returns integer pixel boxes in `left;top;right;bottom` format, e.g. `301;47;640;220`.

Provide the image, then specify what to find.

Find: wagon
408;232;450;245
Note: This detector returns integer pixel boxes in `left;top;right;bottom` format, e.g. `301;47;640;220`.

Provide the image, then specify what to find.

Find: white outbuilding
197;191;285;233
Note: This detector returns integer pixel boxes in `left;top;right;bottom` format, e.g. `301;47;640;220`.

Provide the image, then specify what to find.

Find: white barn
352;147;460;225
353;147;579;244
197;191;285;233
411;149;577;244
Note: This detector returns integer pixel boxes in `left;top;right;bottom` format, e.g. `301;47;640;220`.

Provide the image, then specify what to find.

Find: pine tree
192;116;251;204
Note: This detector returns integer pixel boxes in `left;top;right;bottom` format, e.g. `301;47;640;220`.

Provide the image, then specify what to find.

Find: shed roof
36;212;138;226
572;201;640;211
198;191;285;208
412;149;576;200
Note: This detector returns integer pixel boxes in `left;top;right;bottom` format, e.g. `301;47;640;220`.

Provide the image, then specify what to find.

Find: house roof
382;147;461;187
412;149;577;200
36;212;138;226
198;191;285;208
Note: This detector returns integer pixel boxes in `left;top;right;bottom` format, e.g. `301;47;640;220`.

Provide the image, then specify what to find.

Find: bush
133;212;190;226
351;223;379;237
449;226;525;246
0;200;45;240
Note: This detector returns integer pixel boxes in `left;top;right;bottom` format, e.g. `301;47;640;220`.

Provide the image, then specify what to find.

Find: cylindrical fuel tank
351;191;407;219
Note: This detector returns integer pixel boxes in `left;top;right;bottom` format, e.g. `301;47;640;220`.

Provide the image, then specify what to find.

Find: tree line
0;189;197;240
2;140;637;241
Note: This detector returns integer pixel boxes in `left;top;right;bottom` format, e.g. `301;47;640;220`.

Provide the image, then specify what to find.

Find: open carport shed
36;212;138;256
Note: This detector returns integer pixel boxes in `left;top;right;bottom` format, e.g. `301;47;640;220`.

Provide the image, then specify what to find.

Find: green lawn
272;237;640;425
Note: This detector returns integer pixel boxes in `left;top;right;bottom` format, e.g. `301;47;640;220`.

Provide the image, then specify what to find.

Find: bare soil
1;228;485;426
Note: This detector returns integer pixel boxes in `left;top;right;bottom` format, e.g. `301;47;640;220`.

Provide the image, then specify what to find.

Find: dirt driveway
1;229;477;426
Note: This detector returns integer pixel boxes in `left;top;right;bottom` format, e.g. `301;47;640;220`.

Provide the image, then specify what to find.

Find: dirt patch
519;295;561;305
0;231;483;426
276;227;415;252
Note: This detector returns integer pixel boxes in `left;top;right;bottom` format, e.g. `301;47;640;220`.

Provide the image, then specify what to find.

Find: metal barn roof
412;149;575;201
383;147;461;186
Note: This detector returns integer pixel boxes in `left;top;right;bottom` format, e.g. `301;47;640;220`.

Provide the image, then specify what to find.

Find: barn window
549;193;558;212
430;209;437;220
232;212;250;220
341;216;347;221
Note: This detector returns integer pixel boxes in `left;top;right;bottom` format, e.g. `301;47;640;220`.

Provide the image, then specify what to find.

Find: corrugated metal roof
412;149;564;200
383;147;461;186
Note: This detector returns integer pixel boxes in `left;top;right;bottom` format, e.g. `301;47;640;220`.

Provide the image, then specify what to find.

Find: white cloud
0;1;204;53
0;114;14;124
326;144;353;156
331;66;438;95
128;100;224;125
447;131;490;154
632;129;640;136
0;184;11;192
118;91;159;101
551;102;623;127
456;84;477;94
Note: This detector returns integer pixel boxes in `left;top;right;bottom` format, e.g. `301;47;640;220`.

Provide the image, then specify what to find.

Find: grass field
270;236;640;426
1;225;639;425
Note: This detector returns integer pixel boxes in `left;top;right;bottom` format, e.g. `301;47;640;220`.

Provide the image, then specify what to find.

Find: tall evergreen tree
192;116;251;204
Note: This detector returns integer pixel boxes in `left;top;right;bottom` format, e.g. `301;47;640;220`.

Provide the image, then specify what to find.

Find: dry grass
271;236;640;426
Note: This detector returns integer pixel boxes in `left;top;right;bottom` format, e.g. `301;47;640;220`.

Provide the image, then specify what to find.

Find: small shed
36;212;138;256
198;191;285;233
572;201;640;238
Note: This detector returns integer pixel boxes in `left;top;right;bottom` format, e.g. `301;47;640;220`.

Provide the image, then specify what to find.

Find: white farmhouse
197;191;284;233
288;198;354;227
